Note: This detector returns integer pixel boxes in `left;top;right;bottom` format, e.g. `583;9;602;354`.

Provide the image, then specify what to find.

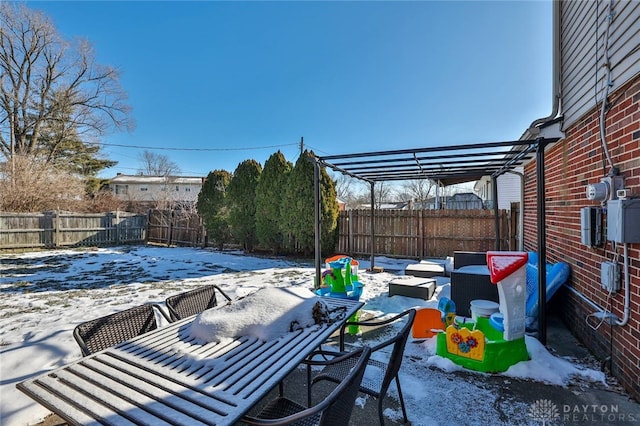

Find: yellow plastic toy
445;325;485;361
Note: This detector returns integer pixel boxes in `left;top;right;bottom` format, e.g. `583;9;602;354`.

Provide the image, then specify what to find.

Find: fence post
43;211;52;248
348;209;353;256
115;210;121;244
146;210;151;244
167;210;173;247
54;210;60;248
140;212;146;243
104;211;110;244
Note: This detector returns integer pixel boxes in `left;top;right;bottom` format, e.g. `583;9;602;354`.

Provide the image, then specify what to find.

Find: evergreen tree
197;170;232;250
256;151;292;254
40;135;117;195
227;159;262;251
281;150;338;255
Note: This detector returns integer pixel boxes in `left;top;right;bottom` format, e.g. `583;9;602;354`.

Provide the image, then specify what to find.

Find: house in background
474;167;523;210
475;168;524;250
443;192;483;210
411;192;484;210
356;201;409;210
109;174;205;211
519;0;640;401
355;193;484;210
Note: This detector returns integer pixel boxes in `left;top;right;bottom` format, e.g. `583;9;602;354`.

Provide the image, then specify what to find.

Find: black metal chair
306;309;416;425
164;284;232;322
73;303;170;356
242;346;371;426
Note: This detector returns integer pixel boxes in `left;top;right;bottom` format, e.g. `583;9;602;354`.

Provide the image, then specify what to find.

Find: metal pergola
312;137;560;343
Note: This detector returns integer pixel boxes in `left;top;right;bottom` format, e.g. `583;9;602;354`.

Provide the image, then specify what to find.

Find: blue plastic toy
316;256;364;334
318;257;363;300
525;252;570;329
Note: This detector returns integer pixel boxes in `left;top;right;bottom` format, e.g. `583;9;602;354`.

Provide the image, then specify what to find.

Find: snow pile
190;286;321;342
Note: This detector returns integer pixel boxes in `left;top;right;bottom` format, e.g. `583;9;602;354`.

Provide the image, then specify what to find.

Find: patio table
17;296;363;426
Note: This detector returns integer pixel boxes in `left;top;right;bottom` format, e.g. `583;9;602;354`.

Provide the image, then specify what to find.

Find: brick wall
524;75;640;400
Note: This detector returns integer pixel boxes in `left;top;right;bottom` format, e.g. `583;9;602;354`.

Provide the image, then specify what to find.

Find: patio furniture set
18;284;416;426
391;251;499;318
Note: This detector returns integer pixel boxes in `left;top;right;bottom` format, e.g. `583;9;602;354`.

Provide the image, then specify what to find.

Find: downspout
527;0;561;135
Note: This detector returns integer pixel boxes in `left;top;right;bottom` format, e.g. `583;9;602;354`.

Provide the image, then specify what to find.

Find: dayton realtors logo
529;399;560;425
529;399;638;424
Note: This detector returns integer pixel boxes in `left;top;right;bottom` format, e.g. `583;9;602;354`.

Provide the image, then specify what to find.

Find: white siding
496;171;522;211
560;0;640;128
109;176;203;204
474;168;522;211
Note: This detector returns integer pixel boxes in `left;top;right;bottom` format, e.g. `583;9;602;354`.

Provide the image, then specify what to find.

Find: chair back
165;285;232;322
318;346;371;426
371;309;416;394
73;304;161;356
244;347;371;426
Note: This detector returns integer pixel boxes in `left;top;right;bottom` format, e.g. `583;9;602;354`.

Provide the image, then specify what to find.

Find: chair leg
378;397;385;426
395;376;409;424
306;364;312;407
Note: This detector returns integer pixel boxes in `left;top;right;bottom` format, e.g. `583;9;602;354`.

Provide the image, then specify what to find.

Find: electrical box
601;261;620;292
586;176;625;201
580;207;602;247
606;199;640;243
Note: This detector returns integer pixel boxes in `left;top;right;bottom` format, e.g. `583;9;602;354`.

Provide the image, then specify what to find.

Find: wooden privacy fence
2;208;515;255
337;209;513;259
0;211;146;249
147;210;205;247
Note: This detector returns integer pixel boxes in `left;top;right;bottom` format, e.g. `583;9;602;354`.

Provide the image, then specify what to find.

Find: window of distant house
185;188;191;192
115;185;128;195
175;186;180;191
161;186;167;191
140;187;148;192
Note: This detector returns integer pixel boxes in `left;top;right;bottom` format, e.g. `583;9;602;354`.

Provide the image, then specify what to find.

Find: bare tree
0;3;133;162
332;172;367;210
336;179;394;209
0;155;85;212
81;189;123;213
374;181;393;208
137;150;180;176
400;179;436;207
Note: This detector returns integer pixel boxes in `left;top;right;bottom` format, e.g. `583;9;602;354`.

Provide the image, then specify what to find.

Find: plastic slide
525;252;570;323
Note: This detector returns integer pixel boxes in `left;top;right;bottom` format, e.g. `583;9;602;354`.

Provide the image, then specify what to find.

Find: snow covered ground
0;246;608;425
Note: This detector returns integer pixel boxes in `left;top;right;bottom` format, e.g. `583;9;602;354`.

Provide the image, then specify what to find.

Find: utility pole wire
86;142;300;152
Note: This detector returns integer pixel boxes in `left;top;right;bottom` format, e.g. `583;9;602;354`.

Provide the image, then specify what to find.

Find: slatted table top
17;297;363;426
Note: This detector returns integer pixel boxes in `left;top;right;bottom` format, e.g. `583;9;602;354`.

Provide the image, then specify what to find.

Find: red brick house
522;0;640;399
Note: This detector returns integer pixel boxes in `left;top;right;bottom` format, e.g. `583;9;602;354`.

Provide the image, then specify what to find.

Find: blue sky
29;1;552;178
